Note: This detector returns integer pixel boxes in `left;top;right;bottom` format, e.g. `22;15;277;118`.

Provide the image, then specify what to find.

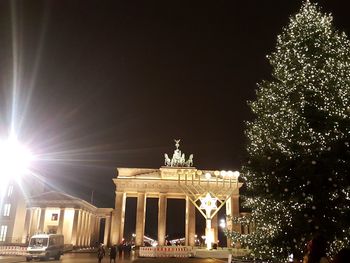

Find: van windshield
29;238;48;247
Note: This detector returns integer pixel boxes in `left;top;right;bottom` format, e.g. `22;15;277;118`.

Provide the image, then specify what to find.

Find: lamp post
177;169;240;250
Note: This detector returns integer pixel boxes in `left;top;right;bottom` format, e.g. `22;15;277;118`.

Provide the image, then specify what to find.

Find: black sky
1;0;350;236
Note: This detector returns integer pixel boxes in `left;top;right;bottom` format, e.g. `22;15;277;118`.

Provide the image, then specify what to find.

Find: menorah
177;169;240;249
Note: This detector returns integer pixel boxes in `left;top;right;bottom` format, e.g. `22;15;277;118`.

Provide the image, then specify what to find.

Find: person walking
97;243;106;263
109;245;117;263
303;235;329;263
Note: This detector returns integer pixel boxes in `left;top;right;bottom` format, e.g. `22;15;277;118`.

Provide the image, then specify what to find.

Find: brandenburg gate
110;140;242;248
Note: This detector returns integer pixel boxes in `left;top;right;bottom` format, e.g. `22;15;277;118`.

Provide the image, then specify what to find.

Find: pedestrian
124;242;131;257
303;235;329;263
333;248;350;263
97;243;105;263
118;243;123;259
109;245;117;263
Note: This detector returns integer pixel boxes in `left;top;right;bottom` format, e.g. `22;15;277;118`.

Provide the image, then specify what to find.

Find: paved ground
0;253;227;263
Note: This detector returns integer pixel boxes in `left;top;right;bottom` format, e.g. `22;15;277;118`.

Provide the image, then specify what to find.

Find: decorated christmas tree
226;1;350;261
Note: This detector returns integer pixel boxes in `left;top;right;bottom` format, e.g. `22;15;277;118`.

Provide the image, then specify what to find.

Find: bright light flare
205;172;211;180
0;136;33;183
219;219;226;229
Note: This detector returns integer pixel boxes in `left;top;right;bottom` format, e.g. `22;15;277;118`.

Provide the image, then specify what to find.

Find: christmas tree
226;1;350;261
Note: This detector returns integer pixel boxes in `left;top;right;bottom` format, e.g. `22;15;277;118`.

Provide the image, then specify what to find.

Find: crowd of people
95;236;350;263
96;242;133;263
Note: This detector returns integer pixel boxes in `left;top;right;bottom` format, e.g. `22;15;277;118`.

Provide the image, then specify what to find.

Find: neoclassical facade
23;191;112;246
109;140;242;246
0;186;112;247
110;143;243;247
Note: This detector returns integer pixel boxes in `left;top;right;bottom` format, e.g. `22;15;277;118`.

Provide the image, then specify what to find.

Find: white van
26;234;64;261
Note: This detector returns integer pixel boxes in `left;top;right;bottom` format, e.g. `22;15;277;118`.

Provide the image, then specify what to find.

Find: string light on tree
225;1;350;261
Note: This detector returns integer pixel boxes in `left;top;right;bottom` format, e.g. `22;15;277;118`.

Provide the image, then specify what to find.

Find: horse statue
185;154;194;167
181;153;186;166
164;154;171;166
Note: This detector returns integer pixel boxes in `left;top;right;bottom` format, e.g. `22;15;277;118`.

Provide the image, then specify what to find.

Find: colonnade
69;208;100;246
110;191;240;247
22;207;103;247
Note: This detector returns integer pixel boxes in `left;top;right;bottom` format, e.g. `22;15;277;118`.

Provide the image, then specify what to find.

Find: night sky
1;0;350;240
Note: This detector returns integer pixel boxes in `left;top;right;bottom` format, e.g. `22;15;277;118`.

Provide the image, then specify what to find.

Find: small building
0;178;44;244
24;191;113;247
0;183;112;247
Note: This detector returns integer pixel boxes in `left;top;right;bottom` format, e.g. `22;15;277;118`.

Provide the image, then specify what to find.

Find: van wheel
26;257;32;261
54;253;61;260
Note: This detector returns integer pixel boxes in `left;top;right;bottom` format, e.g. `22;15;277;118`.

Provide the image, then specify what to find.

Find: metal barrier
230;248;250;257
139;246;193;258
139;247;156;257
0;246;27;256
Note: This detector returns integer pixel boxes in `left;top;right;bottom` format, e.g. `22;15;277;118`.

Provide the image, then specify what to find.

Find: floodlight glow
233;171;240;178
205;172;211;180
152;241;158;247
219;219;226;229
0;136;33;181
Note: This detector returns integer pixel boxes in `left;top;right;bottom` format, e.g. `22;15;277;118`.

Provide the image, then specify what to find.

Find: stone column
90;215;96;245
29;208;40;237
110;192;126;245
82;211;88;246
76;210;82;246
104;215;111;246
71;209;80;246
212;213;218;243
157;193;167;246
57;208;65;234
135;192;146;247
84;212;90;246
81;211;87;246
87;213;92;246
77;211;83;246
226;195;240;248
93;216;100;245
22;208;33;243
38;208;46;233
96;217;101;244
185;196;195;246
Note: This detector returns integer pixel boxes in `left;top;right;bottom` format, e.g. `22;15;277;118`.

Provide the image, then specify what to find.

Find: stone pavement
0;253;227;263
